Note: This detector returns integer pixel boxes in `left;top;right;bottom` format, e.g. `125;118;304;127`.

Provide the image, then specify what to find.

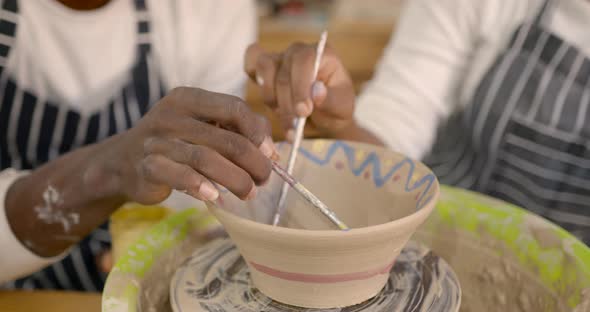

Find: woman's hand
244;42;356;140
97;87;277;204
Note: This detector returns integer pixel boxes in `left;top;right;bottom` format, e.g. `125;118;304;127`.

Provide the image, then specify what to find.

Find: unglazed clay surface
415;224;571;311
207;140;440;308
170;239;460;312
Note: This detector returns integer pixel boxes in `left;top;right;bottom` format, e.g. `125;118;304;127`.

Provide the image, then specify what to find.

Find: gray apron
424;0;590;244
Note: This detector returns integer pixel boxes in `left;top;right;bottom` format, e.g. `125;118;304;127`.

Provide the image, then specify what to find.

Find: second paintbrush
271;161;350;231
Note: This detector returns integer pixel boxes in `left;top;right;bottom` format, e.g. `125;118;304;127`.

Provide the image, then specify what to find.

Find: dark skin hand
6;87;276;257
55;0;111;11
244;42;383;146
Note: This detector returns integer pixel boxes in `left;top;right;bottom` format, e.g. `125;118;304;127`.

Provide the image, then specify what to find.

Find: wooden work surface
0;291;101;312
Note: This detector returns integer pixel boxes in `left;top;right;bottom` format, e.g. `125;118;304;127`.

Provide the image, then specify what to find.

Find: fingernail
246;185;257;200
295;101;311;117
267;137;280;160
286;129;295;142
259;136;275;158
199;182;219;201
270;151;280;161
256;74;264;86
311;81;327;100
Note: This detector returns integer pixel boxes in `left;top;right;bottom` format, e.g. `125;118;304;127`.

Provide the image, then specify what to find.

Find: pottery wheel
170;238;461;312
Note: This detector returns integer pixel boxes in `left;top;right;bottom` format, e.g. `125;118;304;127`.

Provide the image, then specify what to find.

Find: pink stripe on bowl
249;260;395;284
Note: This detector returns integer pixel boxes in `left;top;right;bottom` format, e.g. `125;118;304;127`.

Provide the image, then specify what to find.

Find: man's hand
104;87;277;203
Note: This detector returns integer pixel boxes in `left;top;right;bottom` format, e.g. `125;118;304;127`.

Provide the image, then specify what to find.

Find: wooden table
0;291;101;312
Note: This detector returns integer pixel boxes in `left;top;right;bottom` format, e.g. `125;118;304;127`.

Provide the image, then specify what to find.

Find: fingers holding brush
244;38;356;139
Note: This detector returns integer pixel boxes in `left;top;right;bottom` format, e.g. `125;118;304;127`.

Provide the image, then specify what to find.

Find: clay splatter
34;185;79;233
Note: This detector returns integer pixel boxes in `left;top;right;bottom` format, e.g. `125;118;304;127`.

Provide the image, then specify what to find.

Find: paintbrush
271;161;349;231
272;30;329;227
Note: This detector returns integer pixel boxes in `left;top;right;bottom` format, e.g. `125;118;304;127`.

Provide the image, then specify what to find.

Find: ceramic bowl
206;140;439;308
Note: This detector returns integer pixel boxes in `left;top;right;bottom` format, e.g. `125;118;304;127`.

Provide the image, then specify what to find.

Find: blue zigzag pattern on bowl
296;141;436;210
217;141;436;210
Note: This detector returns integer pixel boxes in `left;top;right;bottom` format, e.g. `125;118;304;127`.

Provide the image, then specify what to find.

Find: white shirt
0;0;255;283
356;0;590;160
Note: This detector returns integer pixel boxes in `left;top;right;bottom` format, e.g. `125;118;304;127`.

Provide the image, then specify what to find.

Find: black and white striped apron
424;0;590;245
0;0;166;290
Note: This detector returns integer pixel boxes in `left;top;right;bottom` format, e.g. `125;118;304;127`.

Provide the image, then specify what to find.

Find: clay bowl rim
207;140;440;239
208;193;438;240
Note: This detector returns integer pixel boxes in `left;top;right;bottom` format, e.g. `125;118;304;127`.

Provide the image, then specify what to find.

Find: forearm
5;135;126;257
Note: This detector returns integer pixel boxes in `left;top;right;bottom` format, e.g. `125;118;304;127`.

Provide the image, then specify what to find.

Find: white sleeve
184;0;257;98
355;0;481;160
0;169;65;284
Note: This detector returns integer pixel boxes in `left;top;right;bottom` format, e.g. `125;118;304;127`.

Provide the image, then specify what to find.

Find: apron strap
1;0;17;14
133;0;151;57
0;0;18;76
533;0;555;26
